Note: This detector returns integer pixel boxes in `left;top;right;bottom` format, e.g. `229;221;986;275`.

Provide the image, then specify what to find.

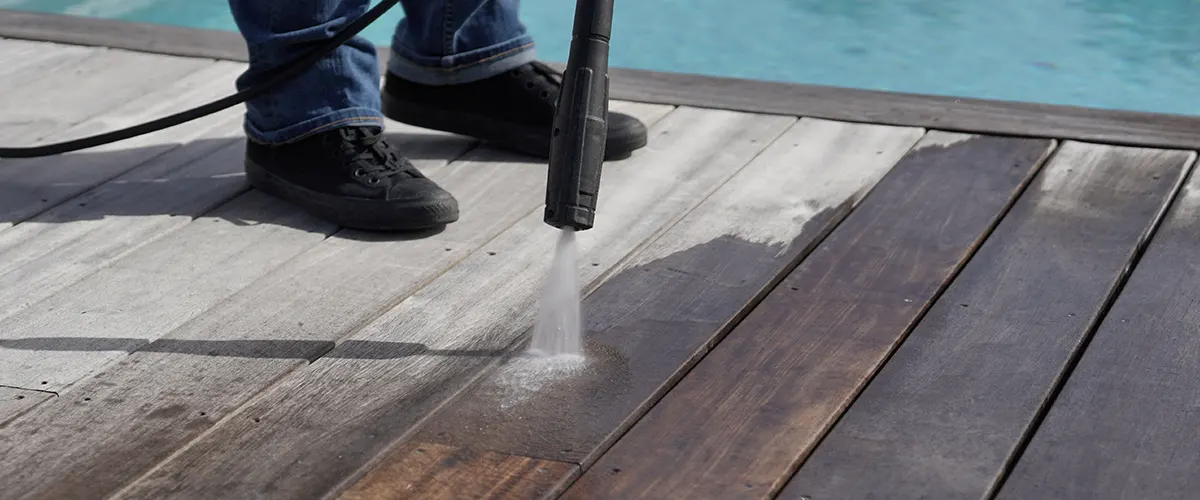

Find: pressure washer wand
543;0;614;232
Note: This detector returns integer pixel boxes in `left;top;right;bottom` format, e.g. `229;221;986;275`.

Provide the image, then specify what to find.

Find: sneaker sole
382;91;647;160
245;158;459;232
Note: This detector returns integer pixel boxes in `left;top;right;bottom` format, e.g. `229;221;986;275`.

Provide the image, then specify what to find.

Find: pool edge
3;8;1198;151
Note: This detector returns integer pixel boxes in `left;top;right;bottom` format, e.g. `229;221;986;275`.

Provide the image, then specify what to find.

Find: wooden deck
3;15;1200;500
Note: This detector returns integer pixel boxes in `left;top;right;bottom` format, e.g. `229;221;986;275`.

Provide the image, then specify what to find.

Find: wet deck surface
2;38;1200;500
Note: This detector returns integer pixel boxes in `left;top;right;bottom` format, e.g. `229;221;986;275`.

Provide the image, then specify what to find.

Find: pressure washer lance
0;0;613;235
543;0;614;232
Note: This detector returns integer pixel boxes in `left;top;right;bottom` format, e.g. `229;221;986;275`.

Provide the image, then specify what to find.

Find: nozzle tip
544;203;594;231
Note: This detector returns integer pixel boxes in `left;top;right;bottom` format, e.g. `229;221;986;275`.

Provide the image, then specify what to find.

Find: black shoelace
338;128;419;184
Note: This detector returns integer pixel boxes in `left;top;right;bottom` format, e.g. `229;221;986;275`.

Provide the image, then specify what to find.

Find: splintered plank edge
338;443;577;500
374;117;926;498
563;133;1058;499
112;106;799;500
997;151;1200;500
778;141;1196;500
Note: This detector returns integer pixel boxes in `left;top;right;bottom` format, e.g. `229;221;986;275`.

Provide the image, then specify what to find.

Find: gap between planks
0;101;676;500
563;132;1060;499
336;118;929;499
0;115;484;397
996;151;1200;500
775;141;1196;500
109;105;803;500
0;56;247;232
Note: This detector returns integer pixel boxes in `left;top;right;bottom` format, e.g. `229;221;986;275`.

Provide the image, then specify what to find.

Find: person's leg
389;0;536;86
382;0;649;159
228;0;383;144
227;0;458;231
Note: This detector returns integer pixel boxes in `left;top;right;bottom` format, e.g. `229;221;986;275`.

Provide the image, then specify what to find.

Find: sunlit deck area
3;11;1200;500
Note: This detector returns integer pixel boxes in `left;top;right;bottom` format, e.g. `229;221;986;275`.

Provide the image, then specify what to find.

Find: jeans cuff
387;37;537;85
244;106;385;145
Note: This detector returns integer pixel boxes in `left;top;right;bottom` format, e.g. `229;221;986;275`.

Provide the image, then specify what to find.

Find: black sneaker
382;61;648;159
244;126;458;231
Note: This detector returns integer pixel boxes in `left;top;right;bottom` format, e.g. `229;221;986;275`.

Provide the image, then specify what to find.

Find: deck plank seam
99;137;557;500
3;85;239;230
320;107;800;499
763;138;1063;499
333;122;928;499
7;120;487;397
2;54;220;154
550;128;935;482
981;149;1200;500
0;383;56;396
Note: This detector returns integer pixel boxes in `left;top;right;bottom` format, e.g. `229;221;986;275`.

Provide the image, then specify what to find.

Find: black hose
0;0;404;159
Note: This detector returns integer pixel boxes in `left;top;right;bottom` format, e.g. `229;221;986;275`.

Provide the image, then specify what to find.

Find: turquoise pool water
6;0;1200;116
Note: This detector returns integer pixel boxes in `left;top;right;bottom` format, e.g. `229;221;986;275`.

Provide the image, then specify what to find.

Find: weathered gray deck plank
0;39;96;86
0;60;247;231
114;106;803;500
0;117;247;337
0;102;675;500
0;46;212;146
0;120;477;397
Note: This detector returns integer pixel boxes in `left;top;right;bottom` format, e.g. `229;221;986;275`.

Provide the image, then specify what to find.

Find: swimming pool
5;0;1199;117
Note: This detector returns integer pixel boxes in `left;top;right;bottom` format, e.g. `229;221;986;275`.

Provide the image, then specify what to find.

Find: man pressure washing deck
228;0;646;231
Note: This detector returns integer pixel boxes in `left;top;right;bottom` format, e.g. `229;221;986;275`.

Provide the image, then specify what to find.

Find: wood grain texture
0;387;52;427
0;191;336;391
0;38;95;85
778;142;1195;500
378;118;925;487
996;158;1200;500
0;60;247;230
0;47;211;146
563;133;1058;499
338;443;577;500
0;102;674;500
114;106;799;500
0;118;476;394
0;117;248;335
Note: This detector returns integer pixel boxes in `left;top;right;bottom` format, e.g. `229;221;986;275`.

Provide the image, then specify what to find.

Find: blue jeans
228;0;536;145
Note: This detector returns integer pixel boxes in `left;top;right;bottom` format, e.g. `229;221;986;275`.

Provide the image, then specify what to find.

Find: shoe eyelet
367;177;380;185
525;81;535;89
353;168;366;177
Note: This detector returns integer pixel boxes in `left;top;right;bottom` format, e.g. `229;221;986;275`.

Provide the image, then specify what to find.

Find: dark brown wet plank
996;158;1200;500
333;120;928;497
337;443;577;500
563;134;1058;499
777;142;1195;500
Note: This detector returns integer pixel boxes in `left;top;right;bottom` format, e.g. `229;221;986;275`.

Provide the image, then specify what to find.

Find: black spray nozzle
543;0;614;232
